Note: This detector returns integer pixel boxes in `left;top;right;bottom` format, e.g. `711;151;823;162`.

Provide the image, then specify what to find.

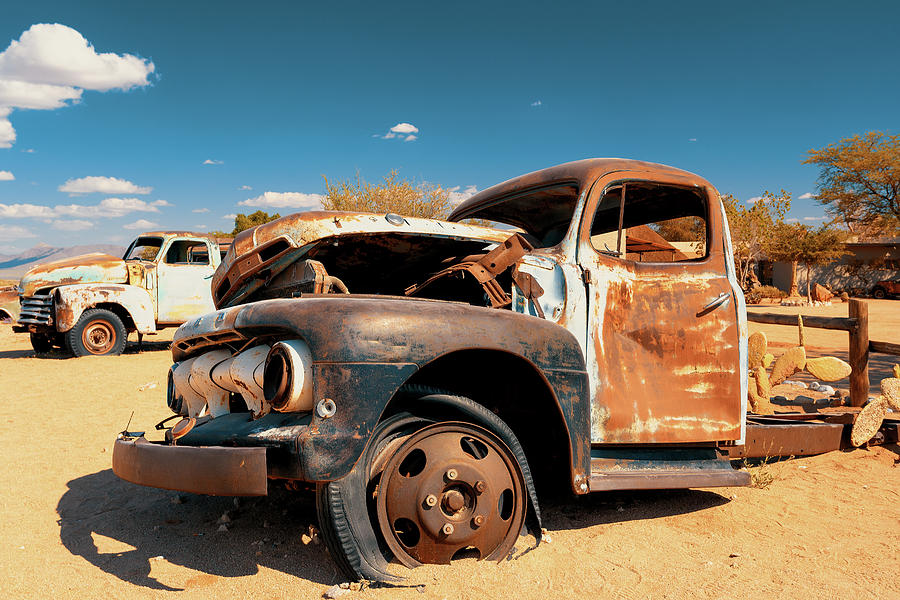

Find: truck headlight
264;339;314;412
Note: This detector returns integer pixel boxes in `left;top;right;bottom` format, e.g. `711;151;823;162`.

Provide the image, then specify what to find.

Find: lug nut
442;523;454;535
473;515;485;528
424;494;438;507
474;480;486;493
446;468;458;480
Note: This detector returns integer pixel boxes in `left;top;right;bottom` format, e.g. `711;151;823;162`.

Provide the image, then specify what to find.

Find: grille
18;294;53;326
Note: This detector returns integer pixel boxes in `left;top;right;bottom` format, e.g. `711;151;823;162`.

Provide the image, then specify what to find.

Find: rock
217;524;229;532
748;332;767;369
850;398;887;447
817;385;835;396
417;585;426;594
809;381;820;390
772;395;788;403
805;356;852;382
881;378;900;410
770;346;806;385
171;495;185;505
729;552;741;558
323;584;351;599
783;380;807;388
811;283;833;303
217;512;231;524
138;381;158;391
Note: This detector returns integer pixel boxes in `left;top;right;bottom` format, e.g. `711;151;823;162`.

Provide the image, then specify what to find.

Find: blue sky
1;0;898;253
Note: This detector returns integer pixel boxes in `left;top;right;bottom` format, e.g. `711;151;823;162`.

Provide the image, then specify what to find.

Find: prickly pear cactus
804;356;852;382
850;398;887;447
748;332;768;369
769;346;807;386
882;377;900;411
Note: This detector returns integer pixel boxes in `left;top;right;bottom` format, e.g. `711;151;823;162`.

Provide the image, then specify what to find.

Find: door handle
697;292;730;316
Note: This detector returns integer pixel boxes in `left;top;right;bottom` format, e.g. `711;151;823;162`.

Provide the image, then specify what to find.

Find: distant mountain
0;243;126;279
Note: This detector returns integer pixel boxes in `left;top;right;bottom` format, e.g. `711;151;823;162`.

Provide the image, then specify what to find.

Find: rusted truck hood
214;211;512;308
18;253;128;297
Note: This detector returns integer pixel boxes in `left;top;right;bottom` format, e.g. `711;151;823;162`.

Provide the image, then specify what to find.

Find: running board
589;467;749;491
589;447;749;491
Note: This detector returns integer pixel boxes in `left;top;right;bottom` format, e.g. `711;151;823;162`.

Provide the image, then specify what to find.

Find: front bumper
113;436;268;496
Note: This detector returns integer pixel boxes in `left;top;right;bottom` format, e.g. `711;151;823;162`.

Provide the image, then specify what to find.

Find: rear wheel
66;309;127;357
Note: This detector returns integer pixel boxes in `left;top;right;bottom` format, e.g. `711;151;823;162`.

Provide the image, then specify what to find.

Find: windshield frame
123;236;164;262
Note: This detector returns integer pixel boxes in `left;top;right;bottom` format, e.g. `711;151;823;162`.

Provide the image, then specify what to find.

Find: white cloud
0;196;169;219
0;24;154;92
52;219;93;231
785;218;799;223
0;107;14;148
123;218;158;230
222;213;237;220
194;224;207;230
746;196;762;204
0;170;14;181
0;24;154;148
803;216;827;221
58;175;152;195
688;138;698;142
448;185;479;205
0;224;37;241
192;207;210;213
531;100;542;107
22;148;34;153
239;185;252;190
798;192;815;200
390;122;418;134
239;191;324;210
203;159;223;165
377;122;419;140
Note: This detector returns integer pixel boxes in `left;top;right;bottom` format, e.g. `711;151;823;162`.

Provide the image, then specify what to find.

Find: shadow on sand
58;469;732;590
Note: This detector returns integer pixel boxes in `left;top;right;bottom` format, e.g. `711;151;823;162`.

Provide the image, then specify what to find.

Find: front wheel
66;308;127;357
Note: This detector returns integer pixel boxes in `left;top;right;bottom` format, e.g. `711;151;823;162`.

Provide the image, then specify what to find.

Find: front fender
175;296;589;482
54;284;156;333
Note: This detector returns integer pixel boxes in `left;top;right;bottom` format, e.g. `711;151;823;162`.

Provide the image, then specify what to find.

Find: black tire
30;332;54;354
316;388;540;582
872;287;886;299
65;308;127;357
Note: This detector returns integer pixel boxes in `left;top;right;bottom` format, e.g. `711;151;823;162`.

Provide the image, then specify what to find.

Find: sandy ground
1;303;898;600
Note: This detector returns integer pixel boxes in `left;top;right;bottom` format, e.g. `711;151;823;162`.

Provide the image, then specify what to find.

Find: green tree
767;223;847;298
722;190;792;289
322;169;452;218
232;210;281;235
804;131;900;237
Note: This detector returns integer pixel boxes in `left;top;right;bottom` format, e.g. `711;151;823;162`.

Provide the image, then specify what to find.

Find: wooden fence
746;299;899;407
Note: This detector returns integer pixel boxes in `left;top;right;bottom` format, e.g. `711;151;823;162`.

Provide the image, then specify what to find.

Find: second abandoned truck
13;232;230;356
114;159;750;580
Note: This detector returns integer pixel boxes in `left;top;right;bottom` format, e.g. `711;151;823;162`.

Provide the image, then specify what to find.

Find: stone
770;346;806;385
748;332;767;369
850;398;887;447
805;356;852;382
811;283;833;303
323;584;351;599
816;385;835;396
881;378;900;411
217;524;229;532
217;512;231;524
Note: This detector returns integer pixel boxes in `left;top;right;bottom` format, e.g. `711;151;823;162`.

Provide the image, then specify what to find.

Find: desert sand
1;302;898;599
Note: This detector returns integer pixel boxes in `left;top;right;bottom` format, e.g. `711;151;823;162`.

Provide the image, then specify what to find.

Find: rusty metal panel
728;420;846;459
0;286;18;321
112;436;268;496
578;172;743;444
54;284;156;333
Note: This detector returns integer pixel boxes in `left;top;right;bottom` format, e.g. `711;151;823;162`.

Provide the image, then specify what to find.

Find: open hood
18;253;128;297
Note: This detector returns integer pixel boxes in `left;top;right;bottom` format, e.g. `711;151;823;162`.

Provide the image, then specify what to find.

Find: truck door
577;172;743;444
155;238;217;324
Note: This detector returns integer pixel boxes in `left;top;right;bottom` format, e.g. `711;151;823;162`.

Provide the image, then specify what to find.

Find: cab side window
589;182;708;262
165;241;211;265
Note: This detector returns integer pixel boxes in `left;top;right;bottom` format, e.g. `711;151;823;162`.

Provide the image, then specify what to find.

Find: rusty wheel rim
374;421;526;567
82;320;116;354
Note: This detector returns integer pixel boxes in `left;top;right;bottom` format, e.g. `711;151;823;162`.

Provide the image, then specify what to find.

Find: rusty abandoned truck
13;232;230;356
113;159;750;581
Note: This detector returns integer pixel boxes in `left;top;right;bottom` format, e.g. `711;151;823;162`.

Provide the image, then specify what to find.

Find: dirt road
1;305;898;599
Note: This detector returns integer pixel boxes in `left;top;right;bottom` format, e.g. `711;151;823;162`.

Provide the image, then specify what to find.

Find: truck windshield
123;237;163;261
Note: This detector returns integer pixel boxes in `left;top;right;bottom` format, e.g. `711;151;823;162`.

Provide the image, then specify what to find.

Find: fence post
848;299;869;407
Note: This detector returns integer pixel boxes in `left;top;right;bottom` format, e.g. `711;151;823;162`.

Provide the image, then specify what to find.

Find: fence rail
746;299;898;407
